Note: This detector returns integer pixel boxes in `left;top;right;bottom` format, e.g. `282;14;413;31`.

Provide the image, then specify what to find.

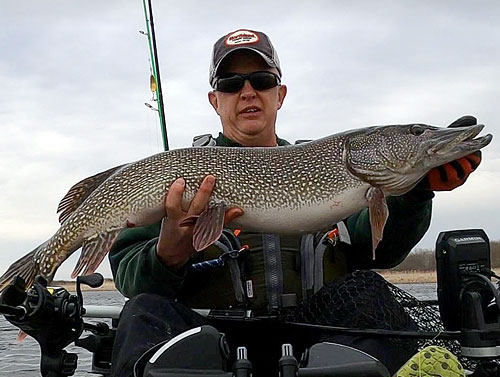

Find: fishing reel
436;229;500;375
0;273;106;377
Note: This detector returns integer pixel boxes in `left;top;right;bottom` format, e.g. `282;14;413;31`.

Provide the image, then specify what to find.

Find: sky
0;1;499;281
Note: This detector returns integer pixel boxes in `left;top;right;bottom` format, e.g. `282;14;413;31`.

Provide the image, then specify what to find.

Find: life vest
177;135;353;315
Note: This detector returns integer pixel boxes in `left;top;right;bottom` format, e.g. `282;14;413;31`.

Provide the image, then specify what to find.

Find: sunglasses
214;71;281;93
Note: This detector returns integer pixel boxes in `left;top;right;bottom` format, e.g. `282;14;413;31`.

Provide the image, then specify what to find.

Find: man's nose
240;79;256;99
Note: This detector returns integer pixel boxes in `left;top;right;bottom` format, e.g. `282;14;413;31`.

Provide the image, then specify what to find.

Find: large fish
0;123;492;291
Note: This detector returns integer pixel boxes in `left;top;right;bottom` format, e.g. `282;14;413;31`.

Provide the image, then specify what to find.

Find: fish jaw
345;123;493;196
425;124;492;166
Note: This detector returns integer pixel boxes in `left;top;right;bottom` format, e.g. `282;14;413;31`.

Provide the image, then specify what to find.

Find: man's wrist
148;246;188;282
156;248;190;270
402;184;435;203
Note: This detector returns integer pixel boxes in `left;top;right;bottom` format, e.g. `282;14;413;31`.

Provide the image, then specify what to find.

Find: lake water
0;284;437;376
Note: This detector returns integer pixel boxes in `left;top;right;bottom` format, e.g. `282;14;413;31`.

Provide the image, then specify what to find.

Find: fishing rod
142;0;169;151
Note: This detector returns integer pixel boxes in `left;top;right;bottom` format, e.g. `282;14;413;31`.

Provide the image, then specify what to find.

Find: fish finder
436;229;500;364
436;229;492;331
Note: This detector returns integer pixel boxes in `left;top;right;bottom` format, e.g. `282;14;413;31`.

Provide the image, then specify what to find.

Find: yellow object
395;346;465;377
150;74;157;93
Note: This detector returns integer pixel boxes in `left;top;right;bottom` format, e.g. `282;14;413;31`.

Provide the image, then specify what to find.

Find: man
109;29;481;376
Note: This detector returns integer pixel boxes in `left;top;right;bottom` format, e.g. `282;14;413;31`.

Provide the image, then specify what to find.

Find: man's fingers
449;159;467;180
465;151;482;170
164;178;186;218
224;207;244;226
165;176;241;227
178;215;199;227
187;175;216;215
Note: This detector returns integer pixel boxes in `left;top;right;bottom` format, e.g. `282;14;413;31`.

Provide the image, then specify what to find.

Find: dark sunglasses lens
216;76;244;93
249;72;279;90
216;72;280;93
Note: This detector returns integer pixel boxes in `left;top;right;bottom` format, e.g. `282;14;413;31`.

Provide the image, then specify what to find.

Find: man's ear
277;85;287;110
208;91;219;114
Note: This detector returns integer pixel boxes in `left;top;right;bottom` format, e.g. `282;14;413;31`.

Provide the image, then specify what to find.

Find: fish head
345;123;492;196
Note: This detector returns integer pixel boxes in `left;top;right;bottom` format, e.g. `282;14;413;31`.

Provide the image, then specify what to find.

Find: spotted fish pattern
0;123;492;291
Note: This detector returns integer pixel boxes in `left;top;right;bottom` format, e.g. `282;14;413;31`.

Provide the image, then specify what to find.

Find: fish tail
0;245;43;292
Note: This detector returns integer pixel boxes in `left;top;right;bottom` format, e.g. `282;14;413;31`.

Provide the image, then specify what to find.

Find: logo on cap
225;30;260;46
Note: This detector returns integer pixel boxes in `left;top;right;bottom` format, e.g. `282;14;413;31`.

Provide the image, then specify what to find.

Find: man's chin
237;121;267;136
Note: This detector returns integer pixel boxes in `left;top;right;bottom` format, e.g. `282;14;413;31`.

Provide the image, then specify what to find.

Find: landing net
285;270;475;370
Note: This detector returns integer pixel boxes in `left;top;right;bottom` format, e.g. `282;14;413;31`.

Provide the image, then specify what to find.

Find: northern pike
0;123;492;291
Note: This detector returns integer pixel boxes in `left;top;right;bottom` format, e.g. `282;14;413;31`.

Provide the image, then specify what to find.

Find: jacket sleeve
108;222;187;298
344;190;434;269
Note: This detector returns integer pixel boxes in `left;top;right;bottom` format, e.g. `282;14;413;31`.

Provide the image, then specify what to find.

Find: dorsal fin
57;164;127;224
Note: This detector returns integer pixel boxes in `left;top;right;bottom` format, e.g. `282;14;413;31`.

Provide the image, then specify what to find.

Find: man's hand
156;175;243;269
422;115;482;191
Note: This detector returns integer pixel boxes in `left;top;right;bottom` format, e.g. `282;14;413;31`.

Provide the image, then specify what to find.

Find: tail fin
0;247;41;292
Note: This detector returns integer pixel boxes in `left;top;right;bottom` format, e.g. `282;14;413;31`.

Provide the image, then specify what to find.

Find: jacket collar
214;132;290;147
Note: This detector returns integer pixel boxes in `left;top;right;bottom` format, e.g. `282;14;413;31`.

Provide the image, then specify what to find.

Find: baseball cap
209;29;282;88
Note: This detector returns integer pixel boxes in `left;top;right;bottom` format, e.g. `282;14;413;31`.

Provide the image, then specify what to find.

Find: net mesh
285;270;476;370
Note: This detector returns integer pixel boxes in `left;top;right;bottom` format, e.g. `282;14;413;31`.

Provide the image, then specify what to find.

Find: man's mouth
240;106;261;114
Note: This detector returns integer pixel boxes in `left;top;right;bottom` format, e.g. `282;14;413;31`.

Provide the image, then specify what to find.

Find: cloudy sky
1;1;499;281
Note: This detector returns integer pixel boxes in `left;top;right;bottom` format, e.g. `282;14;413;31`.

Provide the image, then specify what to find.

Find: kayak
1;229;500;376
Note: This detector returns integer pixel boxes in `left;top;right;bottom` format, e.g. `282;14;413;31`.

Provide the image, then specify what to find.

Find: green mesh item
284;270;476;371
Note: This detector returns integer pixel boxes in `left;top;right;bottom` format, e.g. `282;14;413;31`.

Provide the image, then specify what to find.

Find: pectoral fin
17;330;28;343
192;203;226;252
366;187;389;260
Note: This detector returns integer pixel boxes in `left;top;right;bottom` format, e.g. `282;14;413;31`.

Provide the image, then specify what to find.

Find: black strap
300;234;315;300
215;230;246;304
262;233;284;312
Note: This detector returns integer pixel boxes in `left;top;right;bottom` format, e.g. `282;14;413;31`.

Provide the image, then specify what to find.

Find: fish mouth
428;124;493;158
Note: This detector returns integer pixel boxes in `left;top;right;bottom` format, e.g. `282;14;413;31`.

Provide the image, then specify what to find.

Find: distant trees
390;240;500;271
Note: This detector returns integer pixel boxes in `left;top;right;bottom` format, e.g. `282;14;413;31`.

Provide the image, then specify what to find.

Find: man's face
208;50;287;146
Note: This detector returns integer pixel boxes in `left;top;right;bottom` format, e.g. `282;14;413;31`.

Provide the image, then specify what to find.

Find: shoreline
53;270;440;292
52;279;117;292
381;268;500;284
379;270;437;284
56;268;500;291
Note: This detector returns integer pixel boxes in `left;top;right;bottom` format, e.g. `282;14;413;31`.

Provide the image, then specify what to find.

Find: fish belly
230;186;369;234
126;204;166;228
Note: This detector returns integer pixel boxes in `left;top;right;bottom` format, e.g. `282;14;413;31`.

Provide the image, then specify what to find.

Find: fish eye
410;124;426;136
